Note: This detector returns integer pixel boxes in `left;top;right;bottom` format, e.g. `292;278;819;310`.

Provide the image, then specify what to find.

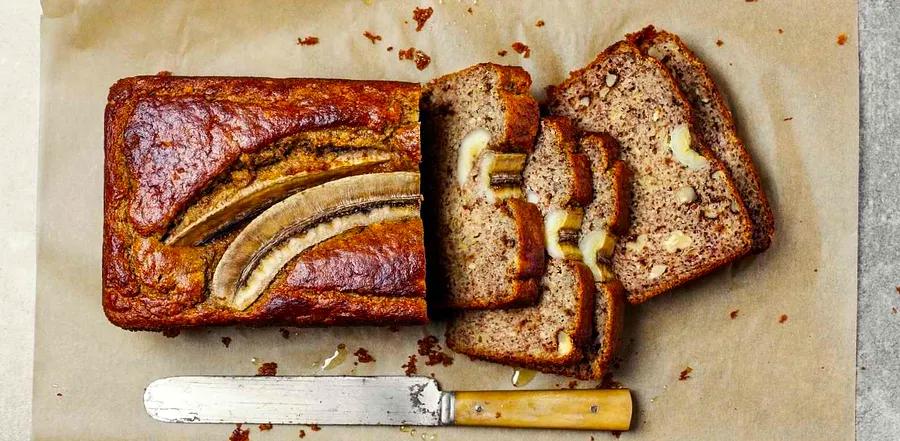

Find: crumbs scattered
535;19;545;27
511;42;531;58
417;335;454;366
354;347;375;363
162;328;181;338
297;36;319;46
778;28;784;34
56;392;62;397
298;429;306;438
229;424;250;441
497;49;508;57
678;366;693;381
398;47;431;70
308;424;322;432
363;31;382;44
156;70;172;76
716;39;724;47
221;336;232;348
258;423;273;431
567;380;578;389
402;354;418;376
386;46;394;52
779;314;789;324
784;117;794;121
413;6;434;32
257;362;278;376
730;310;739;319
467;7;473;14
837;33;848;46
279;328;291;339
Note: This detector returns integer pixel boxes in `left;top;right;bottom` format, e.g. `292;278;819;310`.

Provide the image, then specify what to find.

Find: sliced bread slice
628;26;774;252
447;117;597;369
545;133;629;380
548;40;754;304
422;63;545;309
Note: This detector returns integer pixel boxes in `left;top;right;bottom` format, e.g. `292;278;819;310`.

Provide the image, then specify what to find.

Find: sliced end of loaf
548;39;753;304
627;26;774;253
422;63;545;309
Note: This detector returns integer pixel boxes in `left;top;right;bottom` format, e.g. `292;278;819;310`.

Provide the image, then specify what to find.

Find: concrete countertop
0;1;896;440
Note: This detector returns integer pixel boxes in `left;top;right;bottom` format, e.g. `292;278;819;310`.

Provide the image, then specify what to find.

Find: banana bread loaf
103;76;427;330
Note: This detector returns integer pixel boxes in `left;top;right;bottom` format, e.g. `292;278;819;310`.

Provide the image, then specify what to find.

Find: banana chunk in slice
457;128;491;186
544;208;584;260
668;124;708;170
579;228;618;282
476;151;527;204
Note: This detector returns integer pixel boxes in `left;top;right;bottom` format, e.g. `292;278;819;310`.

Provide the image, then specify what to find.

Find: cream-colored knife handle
445;389;632;431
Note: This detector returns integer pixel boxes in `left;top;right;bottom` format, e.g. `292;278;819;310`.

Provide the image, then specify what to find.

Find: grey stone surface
858;1;900;440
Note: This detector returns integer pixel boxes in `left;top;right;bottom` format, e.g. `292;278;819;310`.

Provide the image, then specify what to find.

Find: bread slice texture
628;26;774;252
543;133;629;380
422;63;545;309
548;40;753;304
447;117;597;369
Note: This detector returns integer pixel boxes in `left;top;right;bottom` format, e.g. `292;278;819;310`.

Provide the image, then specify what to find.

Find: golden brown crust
103;76;426;330
549;39;753;305
578;132;631;236
627;26;774;252
506;198;547;282
494;65;541;152
540;116;594;207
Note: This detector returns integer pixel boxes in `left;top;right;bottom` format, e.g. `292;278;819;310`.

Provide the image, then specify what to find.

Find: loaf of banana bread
102;75;427;330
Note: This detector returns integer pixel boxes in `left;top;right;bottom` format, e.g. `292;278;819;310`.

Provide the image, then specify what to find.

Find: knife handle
447;389;632;431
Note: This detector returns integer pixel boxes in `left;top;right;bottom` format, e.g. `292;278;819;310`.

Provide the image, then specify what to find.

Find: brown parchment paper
34;1;859;440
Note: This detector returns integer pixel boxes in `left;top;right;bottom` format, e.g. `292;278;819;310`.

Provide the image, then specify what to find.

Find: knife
145;376;632;431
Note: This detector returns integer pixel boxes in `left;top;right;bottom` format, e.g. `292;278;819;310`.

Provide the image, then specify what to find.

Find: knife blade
144;376;632;431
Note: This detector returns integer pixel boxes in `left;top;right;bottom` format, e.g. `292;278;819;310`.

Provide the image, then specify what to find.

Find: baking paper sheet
34;1;859;439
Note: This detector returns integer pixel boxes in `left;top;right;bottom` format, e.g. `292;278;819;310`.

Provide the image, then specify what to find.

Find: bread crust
548;40;754;304
103;76;427;330
538;116;594;207
627;26;775;252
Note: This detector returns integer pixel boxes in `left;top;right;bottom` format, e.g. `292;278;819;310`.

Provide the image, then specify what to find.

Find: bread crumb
162;328;180;338
258;423;273;431
363;31;382;44
298;429;306;438
779;314;789;324
729;310;739;319
398;47;431;70
567;380;578;389
229;424;250;441
221;336;232;348
892;307;897;315
297;36;319;46
497;49;508;57
353;347;376;363
309;424;321;432
678;366;693;381
256;362;278;376
413;6;434;32
716;39;724;47
402;354;418;376
837;33;848;46
156;70;172;76
56;392;62;397
895;286;899;294
511;41;531;58
386;46;394;52
417;335;454;366
784;117;794;121
535;19;545;27
467;7;473;14
778;28;784;34
279;328;291;339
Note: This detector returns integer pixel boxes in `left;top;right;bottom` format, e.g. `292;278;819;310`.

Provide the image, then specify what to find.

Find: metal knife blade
144;376;448;426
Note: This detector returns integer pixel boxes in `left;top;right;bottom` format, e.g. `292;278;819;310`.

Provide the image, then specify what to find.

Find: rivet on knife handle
447;389;632;431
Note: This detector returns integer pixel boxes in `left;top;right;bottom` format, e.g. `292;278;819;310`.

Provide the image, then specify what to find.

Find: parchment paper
34;1;859;440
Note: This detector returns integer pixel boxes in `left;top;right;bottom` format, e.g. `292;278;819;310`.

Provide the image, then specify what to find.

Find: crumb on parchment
413;6;434;32
363;31;382;44
837;33;848;45
678;366;693;381
511;42;531;58
297;36;319;46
